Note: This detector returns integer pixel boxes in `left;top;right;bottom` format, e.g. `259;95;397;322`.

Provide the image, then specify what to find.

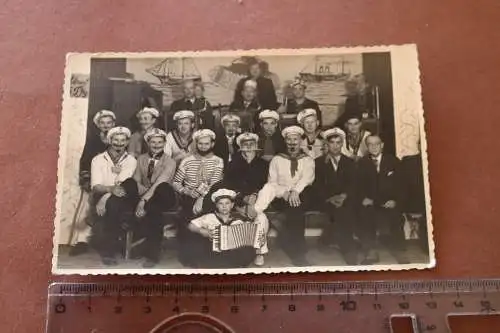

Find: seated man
229;79;261;133
357;134;406;264
257;109;286;162
168;80;214;131
185;189;269;268
278;77;322;127
225;132;269;218
133;128;177;268
297;108;324;159
90;127;138;266
214;113;241;167
342;112;371;161
164;110;195;164
129;107;160;158
172;129;224;218
72;109;116;256
313;128;358;265
254;126;315;266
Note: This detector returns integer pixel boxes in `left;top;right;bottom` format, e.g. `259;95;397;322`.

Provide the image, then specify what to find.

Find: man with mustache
254;126;315;266
91;126;137;266
71;110;116;256
164;110;195;164
129;107;160;158
257;109;286;162
214;113;241;167
133;128;177;268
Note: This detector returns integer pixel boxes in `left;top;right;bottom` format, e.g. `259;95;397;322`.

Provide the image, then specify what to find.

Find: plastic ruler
46;280;500;332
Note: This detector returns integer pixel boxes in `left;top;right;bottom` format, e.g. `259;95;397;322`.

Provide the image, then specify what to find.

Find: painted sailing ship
299;56;352;82
146;57;201;85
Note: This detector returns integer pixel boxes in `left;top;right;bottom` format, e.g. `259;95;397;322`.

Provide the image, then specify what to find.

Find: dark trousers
320;202;357;253
93;178;138;258
137;183;176;261
271;186;314;260
181;231;255;268
358;205;405;252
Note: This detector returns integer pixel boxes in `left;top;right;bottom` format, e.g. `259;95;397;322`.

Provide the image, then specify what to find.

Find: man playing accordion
185;189;269;268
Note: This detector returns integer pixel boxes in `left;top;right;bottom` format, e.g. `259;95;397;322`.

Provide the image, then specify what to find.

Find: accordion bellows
212;223;259;252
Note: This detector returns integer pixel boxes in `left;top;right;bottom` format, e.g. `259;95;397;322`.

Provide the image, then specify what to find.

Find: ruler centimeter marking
47;280;500;333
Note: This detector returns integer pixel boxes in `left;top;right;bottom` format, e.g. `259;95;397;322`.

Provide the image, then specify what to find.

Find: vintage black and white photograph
52;45;433;274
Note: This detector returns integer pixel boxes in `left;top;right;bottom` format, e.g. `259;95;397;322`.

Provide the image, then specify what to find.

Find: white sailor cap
93;110;116;126
258;109;280;121
173;110;195;121
137;107;160;118
322;127;346;140
281;125;304;138
106;126;131;142
244;79;257;89
144;128;167;142
290;77;307;88
221;113;241;125
296;108;317;124
236;132;259;147
211;189;237;203
192;129;216;141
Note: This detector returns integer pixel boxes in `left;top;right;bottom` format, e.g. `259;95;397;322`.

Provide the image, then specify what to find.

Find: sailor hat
173;110;195;121
296;108;317;124
236;132;259;147
144;128;167;142
290;77;307;88
244;79;258;89
106;126;131;142
258;109;280;121
281;125;304;138
211;189;237;203
93;110;116;126
192;129;216;141
221;113;241;125
137;107;160;118
322;127;346;140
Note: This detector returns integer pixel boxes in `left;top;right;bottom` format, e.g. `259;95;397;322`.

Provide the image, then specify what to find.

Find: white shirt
91;151;137;188
268;154;315;193
164;131;194;163
327;154;341;171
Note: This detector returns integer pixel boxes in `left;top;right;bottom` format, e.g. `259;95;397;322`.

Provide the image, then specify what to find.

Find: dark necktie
290;157;298;177
147;152;164;181
371;156;379;171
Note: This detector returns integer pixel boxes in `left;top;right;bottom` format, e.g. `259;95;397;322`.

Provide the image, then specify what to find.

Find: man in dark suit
233;58;277;110
357;134;405;264
230;79;261;132
213;114;240;167
168;80;214;131
313;128;358;264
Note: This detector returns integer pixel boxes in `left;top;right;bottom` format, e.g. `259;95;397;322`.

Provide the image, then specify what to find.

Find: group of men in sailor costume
73;62;408;268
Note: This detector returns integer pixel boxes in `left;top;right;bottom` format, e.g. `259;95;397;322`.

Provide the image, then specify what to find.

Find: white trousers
254;212;269;255
254;183;291;213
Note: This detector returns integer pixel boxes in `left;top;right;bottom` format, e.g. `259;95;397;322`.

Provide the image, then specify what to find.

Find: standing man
257;109;286;162
169;80;214;131
297;108;324;159
357;135;405;264
234;57;277;110
90;127;138;266
230;79;261;132
71;110;116;256
129;107;160;158
133;128;177;268
164;110;195;164
214;114;241;166
172;129;224;218
278;77;322;127
254;126;315;266
313;128;358;264
342;112;371;161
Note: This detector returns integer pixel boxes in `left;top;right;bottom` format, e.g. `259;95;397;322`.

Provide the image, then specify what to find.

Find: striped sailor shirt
172;152;224;196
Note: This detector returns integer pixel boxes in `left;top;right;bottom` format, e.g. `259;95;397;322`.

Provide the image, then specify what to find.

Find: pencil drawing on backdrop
52;45;433;274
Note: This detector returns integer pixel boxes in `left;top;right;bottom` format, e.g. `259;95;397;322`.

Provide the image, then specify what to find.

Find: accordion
212;223;259;252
